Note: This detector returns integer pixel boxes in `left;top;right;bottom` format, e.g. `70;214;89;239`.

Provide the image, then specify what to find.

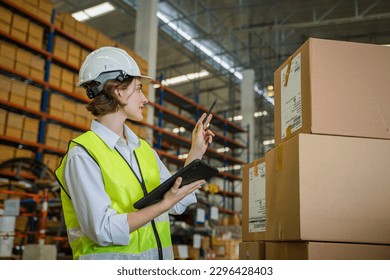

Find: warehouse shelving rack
0;0;248;259
152;81;247;215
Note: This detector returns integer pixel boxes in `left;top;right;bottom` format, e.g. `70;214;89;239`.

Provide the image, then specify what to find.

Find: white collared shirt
63;120;196;246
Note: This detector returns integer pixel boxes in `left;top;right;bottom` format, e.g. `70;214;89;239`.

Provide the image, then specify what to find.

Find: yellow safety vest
55;131;173;259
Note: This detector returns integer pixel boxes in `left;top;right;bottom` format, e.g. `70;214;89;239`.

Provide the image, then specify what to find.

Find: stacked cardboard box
10;13;29;41
9;79;27;105
0;6;12;34
7;0;52;23
5;112;24;139
42;153;62;173
241;38;390;260
273;38;390;145
21;116;39;142
3;110;40;143
27;21;44;49
0;74;43;111
54;13;115;50
266;242;390;260
173;244;200;260
47;93;92;128
212;238;240;260
0;2;46;47
0;41;16;70
44;123;61;149
0;108;7;135
0;41;45;80
0;145;15;163
14;147;34;158
239;241;265;260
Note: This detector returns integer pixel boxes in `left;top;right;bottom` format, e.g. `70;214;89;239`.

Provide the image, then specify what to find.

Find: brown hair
86;77;134;116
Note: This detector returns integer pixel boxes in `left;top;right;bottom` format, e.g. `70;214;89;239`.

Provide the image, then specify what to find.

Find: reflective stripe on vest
55;131;173;259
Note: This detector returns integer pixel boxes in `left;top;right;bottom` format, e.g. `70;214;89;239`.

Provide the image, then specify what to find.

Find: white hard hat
77;46;152;89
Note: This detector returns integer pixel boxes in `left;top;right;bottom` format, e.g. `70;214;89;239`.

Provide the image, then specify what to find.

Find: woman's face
117;77;148;121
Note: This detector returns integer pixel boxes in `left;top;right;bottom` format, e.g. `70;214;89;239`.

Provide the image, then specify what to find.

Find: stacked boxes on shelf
55;13;116;50
6;0;52;23
3;111;39;145
0;41;45;80
0;5;12;34
4;0;49;43
0;74;43;111
0;1;150;163
0;108;38;162
0;109;6;135
240;38;390;260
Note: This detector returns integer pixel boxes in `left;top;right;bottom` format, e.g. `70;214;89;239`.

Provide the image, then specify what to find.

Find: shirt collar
91;120;140;150
123;124;141;148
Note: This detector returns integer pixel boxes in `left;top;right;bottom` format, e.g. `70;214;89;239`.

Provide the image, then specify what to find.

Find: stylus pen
203;98;217;125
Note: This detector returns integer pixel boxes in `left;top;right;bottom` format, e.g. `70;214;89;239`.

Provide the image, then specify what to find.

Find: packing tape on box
285;124;292;140
283;56;293;87
253;159;260;177
277;144;283;170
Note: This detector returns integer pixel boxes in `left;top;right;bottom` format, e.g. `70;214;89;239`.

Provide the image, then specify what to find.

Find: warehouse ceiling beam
231;12;390;33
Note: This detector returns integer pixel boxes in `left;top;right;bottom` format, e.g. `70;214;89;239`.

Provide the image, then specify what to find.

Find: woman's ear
115;88;123;98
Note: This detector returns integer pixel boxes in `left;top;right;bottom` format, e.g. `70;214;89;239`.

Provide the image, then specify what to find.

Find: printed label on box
281;52;302;139
248;162;266;232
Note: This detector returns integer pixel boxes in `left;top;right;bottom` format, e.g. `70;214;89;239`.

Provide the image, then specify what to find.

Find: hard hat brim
140;75;152;85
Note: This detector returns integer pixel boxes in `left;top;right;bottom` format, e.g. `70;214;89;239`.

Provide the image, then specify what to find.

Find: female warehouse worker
55;46;214;260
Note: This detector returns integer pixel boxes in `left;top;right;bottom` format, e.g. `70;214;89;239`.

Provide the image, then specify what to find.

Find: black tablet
133;159;219;209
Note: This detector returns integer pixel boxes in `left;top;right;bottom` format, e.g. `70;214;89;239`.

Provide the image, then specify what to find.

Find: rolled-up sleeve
169;192;197;215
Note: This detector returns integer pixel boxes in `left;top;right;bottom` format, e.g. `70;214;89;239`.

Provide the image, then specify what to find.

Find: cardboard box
241;157;266;241
274;38;390;146
30;55;45;70
12;14;29;33
14;61;30;76
5;126;22;138
26;85;42;111
15;148;34;158
42;153;60;172
27;36;42;49
10;28;26;41
0;56;14;70
26;85;42;101
38;0;53;14
25;99;41;111
10;80;27;96
21;130;37;141
0;145;15;162
0;109;6;135
24;117;39;132
239;241;265;260
16;48;32;64
0;42;17;59
266;242;390;260
0;74;9;93
265;133;390;244
0;7;12;24
46;123;61;139
0;21;10;34
49;94;64;110
7;112;24;129
213;239;240;260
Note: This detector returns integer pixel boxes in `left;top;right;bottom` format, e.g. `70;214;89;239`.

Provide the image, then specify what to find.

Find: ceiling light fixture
72;2;115;22
161;70;209;86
